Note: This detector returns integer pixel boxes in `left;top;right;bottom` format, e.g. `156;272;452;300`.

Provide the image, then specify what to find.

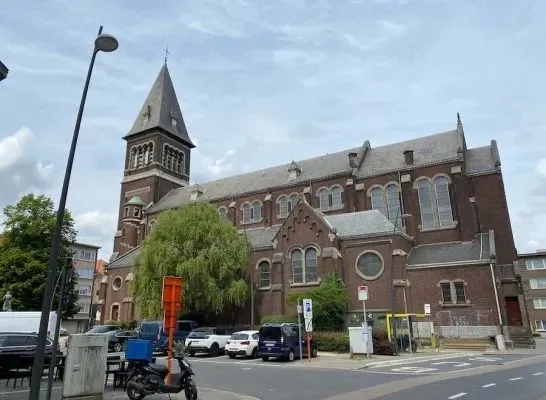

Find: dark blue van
257;323;318;362
137;320;198;355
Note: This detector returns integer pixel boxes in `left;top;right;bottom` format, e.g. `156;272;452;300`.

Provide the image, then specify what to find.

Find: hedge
260;315;298;324
312;329;395;355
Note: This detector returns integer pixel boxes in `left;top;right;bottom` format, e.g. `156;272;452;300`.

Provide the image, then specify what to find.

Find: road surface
373;360;546;400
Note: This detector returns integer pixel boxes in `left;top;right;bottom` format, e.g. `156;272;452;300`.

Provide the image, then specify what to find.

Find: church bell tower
111;62;195;259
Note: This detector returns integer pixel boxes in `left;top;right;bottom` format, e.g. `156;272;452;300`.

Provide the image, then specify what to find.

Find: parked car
107;329;138;353
257;323;318;362
85;325;121;334
225;330;258;359
137;320;198;355
185;327;232;357
0;332;56;371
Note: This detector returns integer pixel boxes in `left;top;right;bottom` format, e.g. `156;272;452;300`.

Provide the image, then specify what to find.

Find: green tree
133;202;249;319
287;273;348;331
0;194;80;318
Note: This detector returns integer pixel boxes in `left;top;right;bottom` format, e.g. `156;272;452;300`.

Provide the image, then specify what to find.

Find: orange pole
307;333;311;362
166;283;176;385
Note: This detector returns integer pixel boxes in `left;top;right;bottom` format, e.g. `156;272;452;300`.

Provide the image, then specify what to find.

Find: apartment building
64;242;100;333
519;250;546;333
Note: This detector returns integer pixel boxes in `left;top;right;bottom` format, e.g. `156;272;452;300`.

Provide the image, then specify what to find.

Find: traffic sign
358;285;368;301
303;298;313;319
304;318;313;333
424;303;431;315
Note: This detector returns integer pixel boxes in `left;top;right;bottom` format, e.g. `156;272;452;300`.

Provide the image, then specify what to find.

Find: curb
104;387;259;400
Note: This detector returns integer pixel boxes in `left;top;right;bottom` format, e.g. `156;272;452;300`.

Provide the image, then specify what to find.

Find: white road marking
533;372;544;376
448;393;467;399
468;357;502;362
390;366;438;373
431;361;472;368
509;377;523;381
482;383;496;388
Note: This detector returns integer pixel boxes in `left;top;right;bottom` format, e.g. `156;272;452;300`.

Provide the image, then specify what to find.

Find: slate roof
107;246;141;269
148;127;498;214
323;210;401;238
0;61;8;81
126;63;195;148
406;233;491;267
243;226;281;250
465;146;498;175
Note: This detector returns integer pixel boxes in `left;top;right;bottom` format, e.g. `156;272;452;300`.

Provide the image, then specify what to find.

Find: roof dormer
288;161;302;180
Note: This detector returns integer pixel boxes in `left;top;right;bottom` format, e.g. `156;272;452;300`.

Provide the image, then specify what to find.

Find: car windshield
259;327;281;339
231;333;249;340
86;326;110;334
140;323;159;334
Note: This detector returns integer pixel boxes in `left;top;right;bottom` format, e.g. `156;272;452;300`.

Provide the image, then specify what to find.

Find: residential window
533;298;546;309
76;250;95;262
258;261;271;288
79;304;90;314
288;194;300;212
526;258;546;270
369;184;403;226
530;278;546;289
440;281;467;304
318;187;343;211
291;247;319;284
124;207;129;217
417;176;454;229
318;189;329;211
78;285;92;296
77;268;94;280
331;187;342;209
535;320;546;331
133;208;140;218
218;207;228;219
242;201;263;224
277;196;289;218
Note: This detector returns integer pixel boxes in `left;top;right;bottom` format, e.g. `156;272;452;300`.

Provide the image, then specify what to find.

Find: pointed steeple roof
126;63;195;148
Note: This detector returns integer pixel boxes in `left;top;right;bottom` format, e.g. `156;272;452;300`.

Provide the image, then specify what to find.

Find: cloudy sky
1;0;545;260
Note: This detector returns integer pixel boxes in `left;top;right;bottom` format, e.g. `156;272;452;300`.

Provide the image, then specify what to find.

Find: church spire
126;63;195;148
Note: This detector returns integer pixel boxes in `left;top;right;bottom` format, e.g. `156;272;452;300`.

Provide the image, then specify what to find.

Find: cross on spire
163;46;170;63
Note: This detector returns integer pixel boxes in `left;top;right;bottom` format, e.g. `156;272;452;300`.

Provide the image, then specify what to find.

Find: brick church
97;62;532;341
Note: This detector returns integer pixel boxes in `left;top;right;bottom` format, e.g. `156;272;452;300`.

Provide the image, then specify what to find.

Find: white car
225;330;259;359
185;327;232;357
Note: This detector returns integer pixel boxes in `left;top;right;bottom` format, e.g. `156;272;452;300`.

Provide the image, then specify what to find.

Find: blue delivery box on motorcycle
126;339;154;362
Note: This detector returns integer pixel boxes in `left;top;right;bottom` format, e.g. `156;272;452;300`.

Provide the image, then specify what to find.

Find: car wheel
311;347;318;358
189;351;195;357
114;342;123;353
228;353;236;359
261;356;269;362
288;349;295;362
250;347;257;358
209;343;220;357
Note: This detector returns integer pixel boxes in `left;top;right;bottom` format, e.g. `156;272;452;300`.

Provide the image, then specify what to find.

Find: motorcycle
125;352;198;400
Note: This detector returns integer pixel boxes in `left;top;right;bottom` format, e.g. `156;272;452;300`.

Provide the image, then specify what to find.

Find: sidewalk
104;387;259;400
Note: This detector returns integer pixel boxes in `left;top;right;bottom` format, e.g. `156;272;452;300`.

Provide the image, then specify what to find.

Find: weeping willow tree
132;202;249;319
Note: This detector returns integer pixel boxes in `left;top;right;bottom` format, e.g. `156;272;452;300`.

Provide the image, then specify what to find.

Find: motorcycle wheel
184;380;198;400
126;376;146;400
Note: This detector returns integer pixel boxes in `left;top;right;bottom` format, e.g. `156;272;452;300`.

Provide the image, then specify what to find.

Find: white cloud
536;158;546;178
0;127;33;170
74;211;117;258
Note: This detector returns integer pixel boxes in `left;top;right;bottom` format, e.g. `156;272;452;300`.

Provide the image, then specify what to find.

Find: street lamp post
28;26;118;400
389;211;411;356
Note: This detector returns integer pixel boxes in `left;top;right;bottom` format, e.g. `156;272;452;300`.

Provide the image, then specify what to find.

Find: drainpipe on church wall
489;258;504;334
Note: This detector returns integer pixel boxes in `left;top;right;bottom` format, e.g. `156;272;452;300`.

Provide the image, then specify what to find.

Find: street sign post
358;285;370;358
302;299;313;362
162;276;183;384
297;300;303;363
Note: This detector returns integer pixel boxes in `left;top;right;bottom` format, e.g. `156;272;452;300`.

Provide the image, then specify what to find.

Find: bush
313;331;350;353
372;329;394;356
260;315;297;324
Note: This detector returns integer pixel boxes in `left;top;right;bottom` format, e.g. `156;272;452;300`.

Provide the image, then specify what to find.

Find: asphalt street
373;360;546;400
0;353;539;400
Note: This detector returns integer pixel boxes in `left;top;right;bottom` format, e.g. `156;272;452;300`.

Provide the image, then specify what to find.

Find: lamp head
95;34;119;53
